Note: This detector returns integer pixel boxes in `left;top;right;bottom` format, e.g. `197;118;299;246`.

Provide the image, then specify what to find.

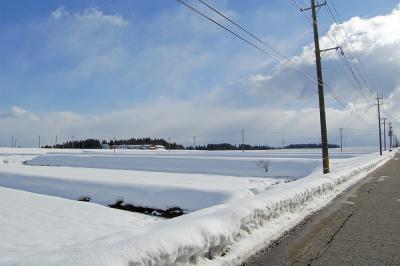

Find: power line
295;0;376;114
326;1;377;98
176;0;273;56
296;0;375;110
178;0;371;126
287;1;372;125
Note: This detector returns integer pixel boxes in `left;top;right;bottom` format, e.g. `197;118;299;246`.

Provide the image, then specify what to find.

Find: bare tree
255;160;270;173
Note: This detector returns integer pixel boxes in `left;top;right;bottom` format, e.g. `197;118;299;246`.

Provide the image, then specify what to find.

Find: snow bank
0;187;160;263
8;150;395;266
0;164;280;211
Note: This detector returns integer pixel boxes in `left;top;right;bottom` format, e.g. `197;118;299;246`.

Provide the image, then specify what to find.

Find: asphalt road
242;152;400;266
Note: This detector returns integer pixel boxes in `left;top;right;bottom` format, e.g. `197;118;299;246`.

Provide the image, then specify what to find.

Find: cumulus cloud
75;7;128;27
246;5;400;107
51;6;68;19
0;106;39;121
51;6;127;27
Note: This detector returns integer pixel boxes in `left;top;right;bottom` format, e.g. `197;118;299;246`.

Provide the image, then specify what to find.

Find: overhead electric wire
297;0;377;121
292;0;304;10
294;0;374;109
288;0;373;124
294;0;375;111
323;2;379;120
177;0;371;126
329;1;377;97
326;1;377;98
325;5;372;96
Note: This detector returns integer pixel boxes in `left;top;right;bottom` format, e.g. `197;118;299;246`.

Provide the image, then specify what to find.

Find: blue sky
1;0;400;147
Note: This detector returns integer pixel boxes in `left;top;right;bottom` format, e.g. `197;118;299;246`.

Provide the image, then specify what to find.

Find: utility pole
389;122;393;151
168;137;171;152
72;136;74;149
193;136;196;149
339;128;343;152
11;136;14;148
55;135;58;148
38;135;41;148
242;129;245;152
282;139;285;150
382;117;387;151
376;93;383;155
301;0;336;174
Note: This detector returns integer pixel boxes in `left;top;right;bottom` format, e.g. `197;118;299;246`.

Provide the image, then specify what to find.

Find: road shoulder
242;152;400;266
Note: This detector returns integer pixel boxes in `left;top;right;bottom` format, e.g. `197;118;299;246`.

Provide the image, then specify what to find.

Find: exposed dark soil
77;197;186;218
108;200;186;218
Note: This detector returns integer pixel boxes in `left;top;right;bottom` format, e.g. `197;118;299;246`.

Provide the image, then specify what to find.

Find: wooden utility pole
382;117;387;151
193;136;196;149
376;93;383;155
389;122;393;151
242;129;245;152
38;135;41;148
302;0;335;174
339;128;343;152
168;137;171;152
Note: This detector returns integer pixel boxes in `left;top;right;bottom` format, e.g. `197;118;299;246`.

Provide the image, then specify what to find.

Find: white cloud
75;7;128;27
2;4;399;148
246;6;400;106
0;101;377;148
51;6;68;19
50;6;127;27
0;106;39;121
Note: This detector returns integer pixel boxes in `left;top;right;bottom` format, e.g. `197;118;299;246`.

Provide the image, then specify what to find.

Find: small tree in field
255;160;270;173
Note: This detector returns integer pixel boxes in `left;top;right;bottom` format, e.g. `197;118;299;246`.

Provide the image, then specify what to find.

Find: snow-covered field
0;147;394;265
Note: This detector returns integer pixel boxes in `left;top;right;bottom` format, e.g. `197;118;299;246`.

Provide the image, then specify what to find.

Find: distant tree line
44;138;339;150
186;143;272;150
107;138;184;150
284;143;340;149
46;139;103;149
47;138;184;150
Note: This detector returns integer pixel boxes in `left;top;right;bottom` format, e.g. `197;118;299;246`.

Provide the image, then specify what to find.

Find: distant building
101;144;110;149
108;144;166;150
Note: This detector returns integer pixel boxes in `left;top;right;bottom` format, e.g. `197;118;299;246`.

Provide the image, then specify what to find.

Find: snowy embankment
0;186;160;263
0;164;280;211
6;150;395;266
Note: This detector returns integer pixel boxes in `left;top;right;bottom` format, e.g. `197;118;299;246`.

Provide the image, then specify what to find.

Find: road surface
242;152;400;266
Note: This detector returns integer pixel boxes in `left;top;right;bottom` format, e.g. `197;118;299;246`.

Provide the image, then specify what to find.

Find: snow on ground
24;148;375;177
0;148;375;211
0;147;394;265
0;186;160;264
0;163;280;210
25;153;320;178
